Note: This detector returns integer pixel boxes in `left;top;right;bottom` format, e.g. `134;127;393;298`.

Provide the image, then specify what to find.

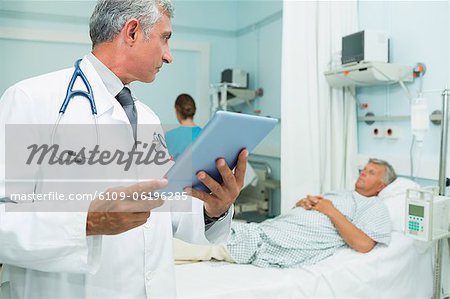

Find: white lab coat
0;57;232;299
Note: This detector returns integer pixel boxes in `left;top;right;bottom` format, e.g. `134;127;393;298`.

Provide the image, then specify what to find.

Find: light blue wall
173;0;238;84
234;1;282;215
174;0;238;31
0;1;92;92
357;1;449;183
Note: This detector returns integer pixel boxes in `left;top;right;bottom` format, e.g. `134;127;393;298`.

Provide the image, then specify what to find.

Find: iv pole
434;86;449;299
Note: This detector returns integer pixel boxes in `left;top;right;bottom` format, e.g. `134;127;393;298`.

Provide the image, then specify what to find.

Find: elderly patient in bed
175;158;397;268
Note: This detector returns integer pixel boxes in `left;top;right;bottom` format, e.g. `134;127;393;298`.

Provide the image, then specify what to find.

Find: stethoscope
51;59;99;147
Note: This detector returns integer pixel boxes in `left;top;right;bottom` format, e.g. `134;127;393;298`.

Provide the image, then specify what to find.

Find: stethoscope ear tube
59;59;97;115
52;59;100;147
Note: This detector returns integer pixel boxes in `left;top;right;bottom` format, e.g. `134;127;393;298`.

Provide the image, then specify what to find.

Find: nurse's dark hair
89;0;174;49
175;94;196;120
368;158;397;185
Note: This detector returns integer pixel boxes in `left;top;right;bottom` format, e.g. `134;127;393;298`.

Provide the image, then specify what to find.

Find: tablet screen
164;111;277;194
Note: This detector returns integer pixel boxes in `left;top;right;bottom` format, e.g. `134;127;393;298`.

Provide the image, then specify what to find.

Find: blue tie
115;87;137;142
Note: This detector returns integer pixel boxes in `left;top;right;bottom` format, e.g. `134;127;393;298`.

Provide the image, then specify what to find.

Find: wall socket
371;126;384;138
385;126;401;139
371;126;401;139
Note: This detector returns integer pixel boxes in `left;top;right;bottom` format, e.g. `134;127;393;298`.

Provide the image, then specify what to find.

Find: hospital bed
174;178;435;299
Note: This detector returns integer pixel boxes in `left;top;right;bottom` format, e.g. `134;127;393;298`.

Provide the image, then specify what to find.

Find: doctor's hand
188;149;248;218
86;179;168;236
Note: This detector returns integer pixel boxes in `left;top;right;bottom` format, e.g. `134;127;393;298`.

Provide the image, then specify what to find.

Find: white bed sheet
175;232;433;299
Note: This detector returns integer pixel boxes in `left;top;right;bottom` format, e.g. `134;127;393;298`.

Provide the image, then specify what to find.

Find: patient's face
355;163;386;197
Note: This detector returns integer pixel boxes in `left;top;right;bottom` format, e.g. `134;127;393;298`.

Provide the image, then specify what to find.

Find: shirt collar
86;52;126;98
353;190;378;199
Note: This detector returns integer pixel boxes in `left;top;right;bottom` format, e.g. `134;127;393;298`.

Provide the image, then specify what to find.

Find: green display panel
409;204;424;217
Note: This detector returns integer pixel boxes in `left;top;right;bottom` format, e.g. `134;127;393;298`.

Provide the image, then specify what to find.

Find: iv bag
411;97;429;145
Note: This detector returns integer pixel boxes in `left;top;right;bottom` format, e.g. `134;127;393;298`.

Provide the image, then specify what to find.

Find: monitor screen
342;31;364;64
409;204;424;217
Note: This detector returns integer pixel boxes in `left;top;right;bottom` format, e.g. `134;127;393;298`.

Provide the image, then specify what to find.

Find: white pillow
378;178;420;232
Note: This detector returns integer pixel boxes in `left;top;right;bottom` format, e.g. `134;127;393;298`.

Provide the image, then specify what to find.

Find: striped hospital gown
226;190;391;268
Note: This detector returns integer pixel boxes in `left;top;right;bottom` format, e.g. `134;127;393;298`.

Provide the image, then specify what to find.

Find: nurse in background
166;93;202;160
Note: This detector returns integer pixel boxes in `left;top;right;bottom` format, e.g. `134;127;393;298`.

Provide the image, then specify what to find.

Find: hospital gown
226;190;391;268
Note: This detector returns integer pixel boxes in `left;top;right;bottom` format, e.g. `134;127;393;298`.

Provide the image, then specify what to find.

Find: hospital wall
0;0;283;216
356;1;450;183
233;1;282;217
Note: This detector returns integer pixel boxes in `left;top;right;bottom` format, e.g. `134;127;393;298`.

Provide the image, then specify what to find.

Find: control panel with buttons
405;188;450;242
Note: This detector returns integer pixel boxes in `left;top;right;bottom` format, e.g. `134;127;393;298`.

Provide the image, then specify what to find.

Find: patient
223;158;396;268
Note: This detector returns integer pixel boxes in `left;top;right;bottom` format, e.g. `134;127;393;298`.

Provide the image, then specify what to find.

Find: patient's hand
311;198;337;217
295;195;322;210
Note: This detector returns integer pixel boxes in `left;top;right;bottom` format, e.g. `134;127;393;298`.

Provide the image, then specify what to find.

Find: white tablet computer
164;111;277;193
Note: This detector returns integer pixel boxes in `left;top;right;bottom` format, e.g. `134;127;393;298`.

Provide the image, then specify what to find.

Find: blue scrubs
165;126;202;160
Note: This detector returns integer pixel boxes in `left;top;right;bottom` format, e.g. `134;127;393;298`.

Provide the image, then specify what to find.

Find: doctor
0;0;247;298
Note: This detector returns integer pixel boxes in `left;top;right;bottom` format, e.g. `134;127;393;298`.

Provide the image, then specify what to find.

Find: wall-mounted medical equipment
324;62;413;88
405;188;450;242
325;30;416;90
341;30;389;65
209;83;263;116
221;69;249;89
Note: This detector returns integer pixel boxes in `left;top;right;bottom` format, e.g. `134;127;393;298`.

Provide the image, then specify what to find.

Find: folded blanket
173;238;235;264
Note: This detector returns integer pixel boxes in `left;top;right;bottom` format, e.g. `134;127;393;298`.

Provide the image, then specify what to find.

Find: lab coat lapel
79;57;129;124
78;57;135;153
